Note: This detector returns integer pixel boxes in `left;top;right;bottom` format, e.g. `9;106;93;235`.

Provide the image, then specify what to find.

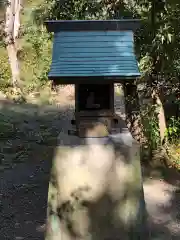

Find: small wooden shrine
45;20;141;138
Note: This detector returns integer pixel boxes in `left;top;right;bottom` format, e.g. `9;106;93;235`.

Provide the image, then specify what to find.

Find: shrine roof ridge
45;19;141;33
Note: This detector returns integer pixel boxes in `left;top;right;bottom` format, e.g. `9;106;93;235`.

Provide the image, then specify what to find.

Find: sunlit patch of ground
144;178;180;240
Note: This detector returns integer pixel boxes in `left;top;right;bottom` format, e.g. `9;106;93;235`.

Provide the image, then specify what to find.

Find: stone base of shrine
45;132;148;240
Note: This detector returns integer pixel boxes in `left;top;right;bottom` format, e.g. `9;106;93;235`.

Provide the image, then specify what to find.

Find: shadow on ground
0;99;179;240
0;100;74;240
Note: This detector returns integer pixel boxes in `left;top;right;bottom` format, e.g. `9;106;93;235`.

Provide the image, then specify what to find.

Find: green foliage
166;117;180;143
135;0;180;79
22;25;52;91
0;49;11;91
142;104;161;150
0;0;53;93
32;0;104;24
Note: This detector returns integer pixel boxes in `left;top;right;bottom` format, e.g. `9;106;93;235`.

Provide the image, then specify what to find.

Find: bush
166;116;180;143
0;49;11;91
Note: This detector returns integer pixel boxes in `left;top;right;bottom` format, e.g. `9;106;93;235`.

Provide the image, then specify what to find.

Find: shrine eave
49;76;140;85
45;19;141;33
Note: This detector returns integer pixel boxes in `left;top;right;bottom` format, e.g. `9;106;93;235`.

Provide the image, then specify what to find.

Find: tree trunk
123;81;146;144
5;0;21;89
150;0;167;145
152;88;167;144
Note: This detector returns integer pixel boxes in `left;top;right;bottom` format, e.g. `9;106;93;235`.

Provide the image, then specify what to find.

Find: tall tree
4;0;22;89
135;0;180;145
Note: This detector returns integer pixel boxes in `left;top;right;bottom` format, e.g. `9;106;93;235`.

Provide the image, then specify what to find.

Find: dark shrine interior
77;84;111;111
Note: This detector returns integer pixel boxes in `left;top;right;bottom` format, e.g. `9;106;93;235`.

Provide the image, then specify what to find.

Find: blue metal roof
45;20;141;81
48;31;140;80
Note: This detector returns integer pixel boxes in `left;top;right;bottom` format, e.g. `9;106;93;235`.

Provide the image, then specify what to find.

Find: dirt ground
0;92;179;240
0;162;179;240
144;174;180;239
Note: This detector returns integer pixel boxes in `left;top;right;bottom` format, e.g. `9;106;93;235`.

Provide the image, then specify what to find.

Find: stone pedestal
45;127;148;240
